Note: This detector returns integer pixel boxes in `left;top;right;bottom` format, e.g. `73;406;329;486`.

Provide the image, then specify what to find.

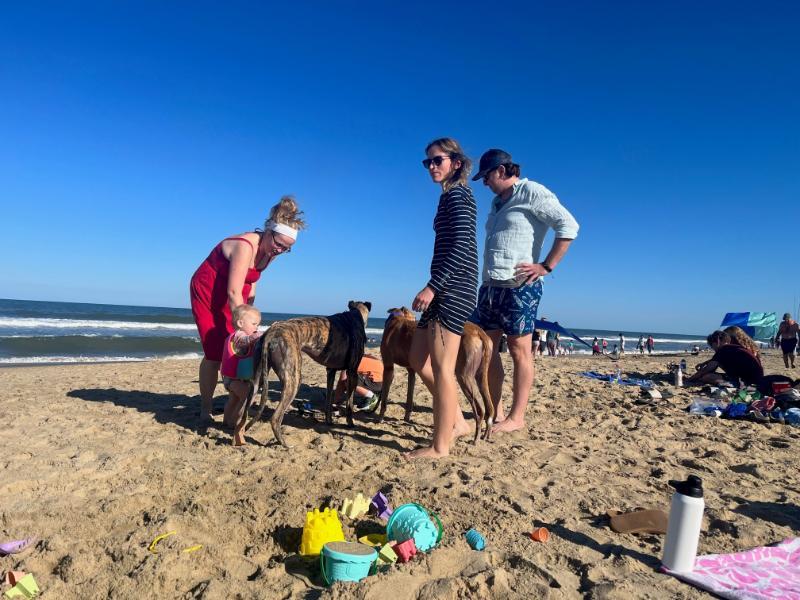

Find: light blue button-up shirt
482;178;579;283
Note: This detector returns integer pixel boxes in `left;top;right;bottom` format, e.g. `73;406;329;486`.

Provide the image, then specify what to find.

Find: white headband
268;221;298;240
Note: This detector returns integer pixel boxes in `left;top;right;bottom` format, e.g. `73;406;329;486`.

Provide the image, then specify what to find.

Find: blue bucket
385;503;443;553
320;541;377;585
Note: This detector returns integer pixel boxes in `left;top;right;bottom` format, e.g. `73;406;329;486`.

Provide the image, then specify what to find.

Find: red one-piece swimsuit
190;236;262;361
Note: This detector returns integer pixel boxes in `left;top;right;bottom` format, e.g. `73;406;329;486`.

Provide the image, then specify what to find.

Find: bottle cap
669;474;703;498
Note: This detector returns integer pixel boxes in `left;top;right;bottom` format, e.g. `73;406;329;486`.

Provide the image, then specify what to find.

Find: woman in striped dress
405;137;479;460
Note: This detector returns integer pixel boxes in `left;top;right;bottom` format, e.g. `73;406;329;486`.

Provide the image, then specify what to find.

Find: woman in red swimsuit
190;196;306;421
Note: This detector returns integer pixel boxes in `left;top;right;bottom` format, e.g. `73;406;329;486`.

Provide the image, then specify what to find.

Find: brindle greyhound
377;307;495;442
237;301;371;447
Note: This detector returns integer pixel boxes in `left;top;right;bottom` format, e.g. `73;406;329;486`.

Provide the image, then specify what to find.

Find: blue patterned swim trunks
468;279;543;336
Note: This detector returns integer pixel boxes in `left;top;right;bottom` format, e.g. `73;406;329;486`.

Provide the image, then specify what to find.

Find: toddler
220;304;263;445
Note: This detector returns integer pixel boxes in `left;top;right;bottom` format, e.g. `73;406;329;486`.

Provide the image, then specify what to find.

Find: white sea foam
0;353;203;365
0;317;197;331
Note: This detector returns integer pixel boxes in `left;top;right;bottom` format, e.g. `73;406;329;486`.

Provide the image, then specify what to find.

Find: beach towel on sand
580;371;654;388
663;537;800;599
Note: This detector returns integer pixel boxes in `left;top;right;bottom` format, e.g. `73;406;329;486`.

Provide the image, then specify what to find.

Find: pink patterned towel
663;537;800;599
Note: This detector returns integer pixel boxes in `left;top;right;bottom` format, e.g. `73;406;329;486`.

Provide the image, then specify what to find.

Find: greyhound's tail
479;333;495;427
245;336;272;431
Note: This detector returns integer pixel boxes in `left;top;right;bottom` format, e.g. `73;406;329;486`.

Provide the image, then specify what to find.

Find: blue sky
1;1;798;334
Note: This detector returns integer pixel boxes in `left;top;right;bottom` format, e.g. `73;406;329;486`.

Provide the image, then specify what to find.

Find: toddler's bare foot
233;429;246;446
491;418;525;434
402;446;449;460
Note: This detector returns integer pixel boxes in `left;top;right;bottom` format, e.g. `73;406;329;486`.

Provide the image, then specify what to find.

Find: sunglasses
271;231;292;253
422;155;451;169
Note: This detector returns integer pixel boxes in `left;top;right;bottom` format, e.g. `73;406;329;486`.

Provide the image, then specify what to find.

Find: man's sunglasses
271;231;292;253
422;155;451;169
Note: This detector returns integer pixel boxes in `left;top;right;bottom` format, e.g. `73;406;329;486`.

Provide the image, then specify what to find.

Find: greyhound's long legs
378;363;394;422
404;370;416;422
324;369;337;425
457;372;483;444
270;359;301;447
343;368;358;427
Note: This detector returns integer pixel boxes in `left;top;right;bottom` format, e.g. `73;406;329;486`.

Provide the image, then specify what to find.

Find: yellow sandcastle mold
299;508;345;556
341;493;371;519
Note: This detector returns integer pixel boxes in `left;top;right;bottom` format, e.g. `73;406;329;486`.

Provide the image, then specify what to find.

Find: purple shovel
0;537;35;556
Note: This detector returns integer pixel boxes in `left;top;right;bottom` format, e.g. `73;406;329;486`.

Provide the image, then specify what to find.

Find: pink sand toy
393;538;418;563
370;492;393;521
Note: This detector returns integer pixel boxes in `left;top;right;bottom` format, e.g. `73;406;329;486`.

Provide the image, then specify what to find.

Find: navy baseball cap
472;149;513;181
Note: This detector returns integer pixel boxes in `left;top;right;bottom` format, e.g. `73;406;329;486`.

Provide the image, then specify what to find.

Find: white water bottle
662;475;704;572
674;366;683;387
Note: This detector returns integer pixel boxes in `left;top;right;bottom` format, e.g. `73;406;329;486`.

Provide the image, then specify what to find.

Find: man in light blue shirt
469;149;579;434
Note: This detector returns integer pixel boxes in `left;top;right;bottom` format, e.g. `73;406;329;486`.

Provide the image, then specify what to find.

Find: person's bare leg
484;330;505;421
199;358;220;421
409;327;434;391
493;333;533;434
405;324;462;460
223;380;249;427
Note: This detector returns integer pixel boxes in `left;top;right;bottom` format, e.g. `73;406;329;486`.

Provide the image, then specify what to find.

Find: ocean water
0;298;708;365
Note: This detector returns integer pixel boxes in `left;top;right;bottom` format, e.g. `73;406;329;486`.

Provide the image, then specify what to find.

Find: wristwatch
541;262;553;273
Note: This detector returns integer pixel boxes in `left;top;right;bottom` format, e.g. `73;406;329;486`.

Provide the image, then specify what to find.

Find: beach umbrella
719;312;778;341
534;319;594;351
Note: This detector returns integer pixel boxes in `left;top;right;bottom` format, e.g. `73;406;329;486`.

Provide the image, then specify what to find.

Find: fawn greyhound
378;307;495;442
237;301;371;447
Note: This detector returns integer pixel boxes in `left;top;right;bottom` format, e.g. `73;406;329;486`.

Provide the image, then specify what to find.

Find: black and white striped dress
418;183;479;336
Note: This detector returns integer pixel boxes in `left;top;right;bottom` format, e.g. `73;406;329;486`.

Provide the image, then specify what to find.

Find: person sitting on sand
468;148;579;435
723;325;762;365
220;305;264;445
685;330;763;388
776;313;799;369
334;354;383;411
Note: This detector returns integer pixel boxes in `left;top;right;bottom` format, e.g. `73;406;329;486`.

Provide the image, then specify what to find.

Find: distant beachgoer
611;343;619;357
723;326;762;364
190;196;305;421
592;337;601;355
220;304;264;444
618;333;625;355
602;338;608;354
776;313;799;368
567;341;574;355
637;335;645;354
468;148;579;435
406;137;478;460
546;329;558;356
646;335;655;354
685;330;764;387
532;329;541;355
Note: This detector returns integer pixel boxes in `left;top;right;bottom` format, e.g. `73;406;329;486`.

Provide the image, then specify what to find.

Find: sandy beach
2;350;798;599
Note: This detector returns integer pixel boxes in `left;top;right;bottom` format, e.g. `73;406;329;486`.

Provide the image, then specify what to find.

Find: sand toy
147;531;203;554
300;508;345;556
3;572;26;587
464;528;486;550
341;493;370;519
378;543;397;565
370;492;393;521
320;541;377;585
529;527;549;543
393;538;418;563
3;573;39;599
386;503;443;553
0;538;34;556
358;533;387;547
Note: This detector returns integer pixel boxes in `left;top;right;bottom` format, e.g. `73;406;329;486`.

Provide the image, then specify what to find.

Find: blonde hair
425;137;472;192
232;304;260;326
265;195;307;231
723;325;760;358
